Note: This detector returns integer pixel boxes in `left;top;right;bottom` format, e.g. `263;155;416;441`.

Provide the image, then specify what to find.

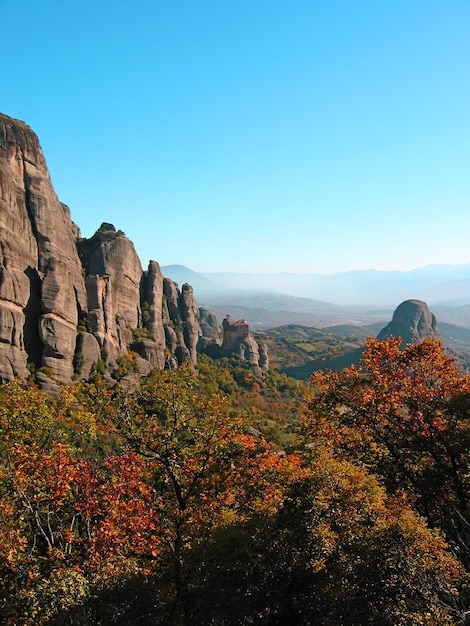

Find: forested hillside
1;338;470;624
257;303;470;379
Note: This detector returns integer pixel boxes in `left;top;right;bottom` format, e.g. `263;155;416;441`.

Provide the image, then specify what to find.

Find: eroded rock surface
0;112;213;385
376;299;439;348
78;224;142;363
0;113;86;382
198;308;220;342
141;261;166;369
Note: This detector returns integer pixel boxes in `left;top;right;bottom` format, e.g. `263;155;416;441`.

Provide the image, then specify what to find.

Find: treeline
1;339;470;624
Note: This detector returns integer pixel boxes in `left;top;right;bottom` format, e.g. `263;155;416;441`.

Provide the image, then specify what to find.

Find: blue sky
1;0;469;273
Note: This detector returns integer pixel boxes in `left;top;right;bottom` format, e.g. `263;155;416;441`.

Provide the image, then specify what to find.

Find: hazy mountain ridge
162;265;470;329
200;266;470;306
163;264;470;307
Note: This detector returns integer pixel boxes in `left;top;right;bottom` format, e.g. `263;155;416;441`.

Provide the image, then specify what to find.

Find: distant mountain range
162;263;470;307
161;264;470;329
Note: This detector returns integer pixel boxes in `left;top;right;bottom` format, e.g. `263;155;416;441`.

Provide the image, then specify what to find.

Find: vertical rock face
179;284;202;365
0;112;213;384
77;224;142;362
76;332;101;380
198;308;220;342
78;224;142;329
197;307;221;352
236;334;260;365
163;278;180;323
139;260;166;369
0;113;87;382
376;299;439;348
78;228;205;369
259;343;269;371
161;279;203;365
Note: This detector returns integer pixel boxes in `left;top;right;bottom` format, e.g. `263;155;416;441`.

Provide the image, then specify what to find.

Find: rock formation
198;307;221;350
221;315;268;371
139;261;166;369
259;343;269;370
0;112;216;386
0;113;87;382
376;299;439;348
161;278;203;365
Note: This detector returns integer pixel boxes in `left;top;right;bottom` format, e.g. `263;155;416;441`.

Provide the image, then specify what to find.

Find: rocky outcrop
0;112;214;385
221;315;269;371
180;284;201;365
376;299;439;348
140;261;166;369
77;224;142;363
161;278;204;365
79;225;141;329
198;307;221;351
75;332;101;379
0;113;87;382
236;334;260;364
259;343;269;371
77;228;205;371
198;308;220;342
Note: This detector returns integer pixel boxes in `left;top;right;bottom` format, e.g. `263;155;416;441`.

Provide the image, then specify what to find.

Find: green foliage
255;324;365;371
132;325;154;344
141;300;150;324
185;450;463;625
196;353;305;448
37;365;53;378
94;358;107;375
73;350;84;376
91;348;109;377
77;312;93;334
112;351;139;380
75;365;289;623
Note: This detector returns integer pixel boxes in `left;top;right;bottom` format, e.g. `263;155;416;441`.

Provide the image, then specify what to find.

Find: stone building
221;315;249;350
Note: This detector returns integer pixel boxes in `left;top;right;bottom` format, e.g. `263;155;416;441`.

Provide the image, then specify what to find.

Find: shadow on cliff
23;266;43;367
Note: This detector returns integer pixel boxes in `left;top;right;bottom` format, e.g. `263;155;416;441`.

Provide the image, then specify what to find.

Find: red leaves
2;442;163;583
91;453;161;569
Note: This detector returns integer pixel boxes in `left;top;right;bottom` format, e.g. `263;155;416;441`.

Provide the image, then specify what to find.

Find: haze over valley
162;264;470;329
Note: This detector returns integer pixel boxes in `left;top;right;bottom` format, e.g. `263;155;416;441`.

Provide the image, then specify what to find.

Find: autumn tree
305;337;470;568
78;364;296;623
2;339;467;624
0;381;162;624
184;447;464;625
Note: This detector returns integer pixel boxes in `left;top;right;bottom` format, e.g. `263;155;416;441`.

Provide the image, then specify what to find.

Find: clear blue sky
1;0;469;274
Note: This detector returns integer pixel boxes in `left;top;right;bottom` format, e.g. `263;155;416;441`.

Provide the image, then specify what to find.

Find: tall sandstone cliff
0;113;211;387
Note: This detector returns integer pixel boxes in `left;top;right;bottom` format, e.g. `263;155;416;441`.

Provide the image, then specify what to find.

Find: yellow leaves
218;509;240;527
312;521;338;558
